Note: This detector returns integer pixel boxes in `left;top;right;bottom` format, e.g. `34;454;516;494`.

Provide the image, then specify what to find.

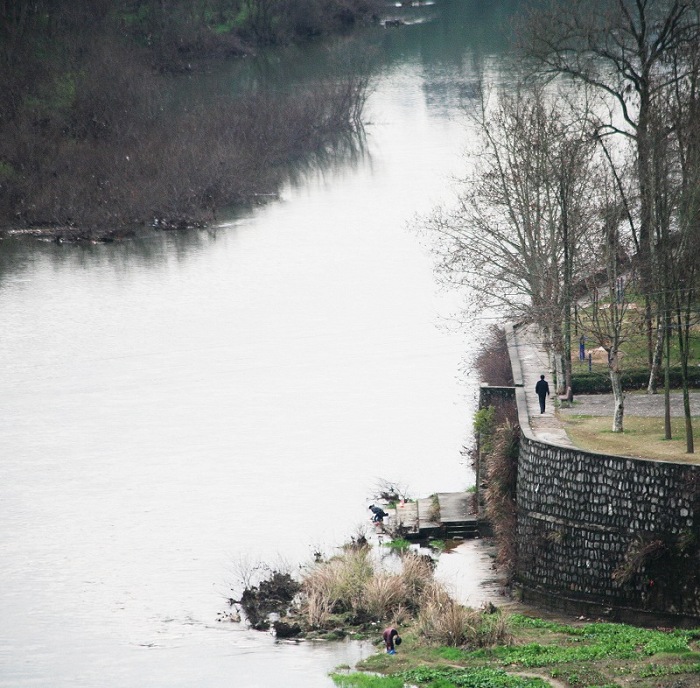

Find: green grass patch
400;666;550;687
346;613;700;688
331;674;406;688
212;20;236;34
639;661;700;677
0;161;17;181
429;540;447;552
382;538;411;552
483;618;695;667
563;414;700;462
333;667;550;687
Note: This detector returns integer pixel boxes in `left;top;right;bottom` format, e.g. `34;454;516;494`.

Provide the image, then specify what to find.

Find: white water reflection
435;541;505;608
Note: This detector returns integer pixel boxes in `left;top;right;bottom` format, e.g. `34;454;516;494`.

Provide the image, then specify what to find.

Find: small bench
558;387;573;408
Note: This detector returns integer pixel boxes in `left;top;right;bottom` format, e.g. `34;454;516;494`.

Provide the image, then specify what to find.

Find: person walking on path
535;374;550;414
382;627;401;654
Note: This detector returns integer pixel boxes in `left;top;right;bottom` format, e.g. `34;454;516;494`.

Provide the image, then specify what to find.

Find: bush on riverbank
117;0;383;69
474;326;514;387
572;367;700;394
298;546;436;630
228;539;512;648
0;1;377;239
482;421;519;580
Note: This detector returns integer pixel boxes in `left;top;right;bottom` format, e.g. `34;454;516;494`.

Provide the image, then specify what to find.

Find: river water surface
0;2;518;686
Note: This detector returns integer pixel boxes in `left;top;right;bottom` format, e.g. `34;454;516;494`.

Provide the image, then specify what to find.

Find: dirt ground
559;391;700;418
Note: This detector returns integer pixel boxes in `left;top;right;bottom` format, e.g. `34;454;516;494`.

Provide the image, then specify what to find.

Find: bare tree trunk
562;185;573;402
609;350;624;433
677;305;695;454
550;320;566;396
682;383;695;454
647;317;663;394
664;312;672;440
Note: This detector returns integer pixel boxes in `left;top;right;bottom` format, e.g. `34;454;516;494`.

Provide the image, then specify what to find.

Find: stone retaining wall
506;325;700;625
517;420;700;624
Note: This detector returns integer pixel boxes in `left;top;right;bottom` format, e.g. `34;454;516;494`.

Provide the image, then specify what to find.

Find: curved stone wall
505;323;700;626
515;399;700;625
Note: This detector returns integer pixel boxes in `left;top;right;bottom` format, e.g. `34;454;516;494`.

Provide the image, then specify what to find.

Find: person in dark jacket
535;374;550;413
383;627;401;654
369;504;388;523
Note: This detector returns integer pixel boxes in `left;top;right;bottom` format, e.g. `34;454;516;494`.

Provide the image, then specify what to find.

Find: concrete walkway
508;322;700;444
507;323;575;446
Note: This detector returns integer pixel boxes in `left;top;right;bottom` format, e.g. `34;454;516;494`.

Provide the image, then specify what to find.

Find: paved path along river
511;322;700;440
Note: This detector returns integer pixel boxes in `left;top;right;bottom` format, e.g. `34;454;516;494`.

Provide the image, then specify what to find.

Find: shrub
483;421;520;578
417;582;477;646
0;6;373;235
474;326;514;386
399;552;434;607
572;367;700;394
383;538;411;553
361;573;406;619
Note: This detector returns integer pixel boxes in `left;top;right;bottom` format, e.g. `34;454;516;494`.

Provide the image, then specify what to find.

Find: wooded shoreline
0;0;384;241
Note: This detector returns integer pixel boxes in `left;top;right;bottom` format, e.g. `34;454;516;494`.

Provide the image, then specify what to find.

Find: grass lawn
563;414;700;463
331;615;700;688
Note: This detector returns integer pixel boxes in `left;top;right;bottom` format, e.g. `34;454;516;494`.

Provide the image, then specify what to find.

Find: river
0;2;517;686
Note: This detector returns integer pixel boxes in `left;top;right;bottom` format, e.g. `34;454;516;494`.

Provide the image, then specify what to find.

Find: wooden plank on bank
390;501;419;533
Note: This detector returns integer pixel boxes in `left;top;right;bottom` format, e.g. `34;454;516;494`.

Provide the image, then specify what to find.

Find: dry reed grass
361;573;407;619
416;583;511;648
417;582;476;646
300;548;374;626
399;552;434;606
298;546;442;627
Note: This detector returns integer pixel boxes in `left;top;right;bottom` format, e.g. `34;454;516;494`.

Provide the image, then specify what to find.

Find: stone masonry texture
516;433;700;622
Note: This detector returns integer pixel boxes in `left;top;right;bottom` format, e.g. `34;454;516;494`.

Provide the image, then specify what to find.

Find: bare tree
426;81;595;393
666;43;700;452
579;185;636;433
520;0;700;382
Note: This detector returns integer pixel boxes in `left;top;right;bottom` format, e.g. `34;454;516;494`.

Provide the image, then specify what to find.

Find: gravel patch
559;391;700;417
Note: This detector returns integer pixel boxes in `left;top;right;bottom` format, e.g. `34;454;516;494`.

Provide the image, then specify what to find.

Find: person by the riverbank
369;505;388;523
382;627;401;654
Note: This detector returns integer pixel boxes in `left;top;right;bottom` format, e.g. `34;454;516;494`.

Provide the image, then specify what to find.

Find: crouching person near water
383;627;401;654
369;504;388;523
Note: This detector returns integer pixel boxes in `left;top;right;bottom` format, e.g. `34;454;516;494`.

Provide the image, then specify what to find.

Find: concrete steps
385;491;485;541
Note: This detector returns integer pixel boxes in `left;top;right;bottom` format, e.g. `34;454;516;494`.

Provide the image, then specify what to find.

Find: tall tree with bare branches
520;0;700;388
426;82;595;392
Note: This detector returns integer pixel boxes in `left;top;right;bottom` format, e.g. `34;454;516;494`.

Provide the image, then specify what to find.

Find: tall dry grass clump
233;539;514;642
299;547;440;627
399;552;434;607
300;547;373;627
472;609;513;647
301;563;342;627
361;573;406;619
416;582;476;646
417;582;511;648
